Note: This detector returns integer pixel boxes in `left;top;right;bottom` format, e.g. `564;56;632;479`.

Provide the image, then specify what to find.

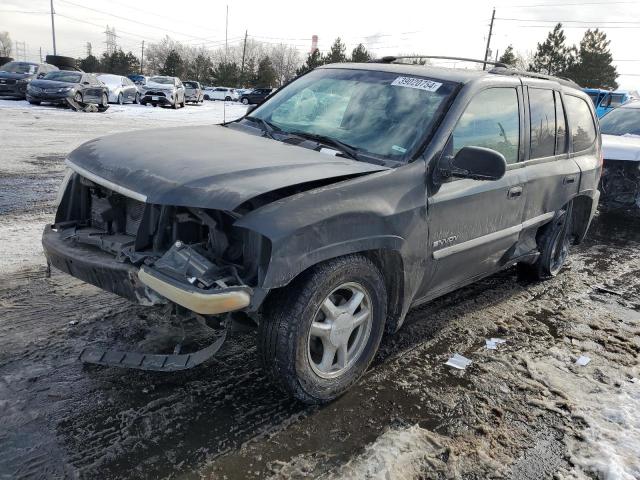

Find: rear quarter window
564;95;597;153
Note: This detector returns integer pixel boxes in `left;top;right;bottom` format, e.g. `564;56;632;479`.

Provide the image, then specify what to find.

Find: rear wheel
117;92;124;105
241;97;249;105
258;255;387;404
134;92;140;104
518;203;573;280
225;95;232;101
101;93;108;108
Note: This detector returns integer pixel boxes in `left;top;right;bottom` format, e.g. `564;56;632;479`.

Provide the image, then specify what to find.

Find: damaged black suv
43;57;601;403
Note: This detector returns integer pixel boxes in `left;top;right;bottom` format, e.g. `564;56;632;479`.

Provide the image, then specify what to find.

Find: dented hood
66;125;388;210
602;134;640;162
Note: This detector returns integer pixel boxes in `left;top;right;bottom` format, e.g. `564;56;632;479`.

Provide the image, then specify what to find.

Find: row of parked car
0;60;274;109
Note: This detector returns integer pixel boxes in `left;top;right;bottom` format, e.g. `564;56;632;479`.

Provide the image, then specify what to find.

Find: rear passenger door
520;84;581;235
426;85;528;295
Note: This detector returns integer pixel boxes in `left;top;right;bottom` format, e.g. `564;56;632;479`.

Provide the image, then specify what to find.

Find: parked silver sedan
97;74;140;104
184;81;204;104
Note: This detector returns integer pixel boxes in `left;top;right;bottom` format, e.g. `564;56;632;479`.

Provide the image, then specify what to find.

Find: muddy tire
258;255;387;404
518;203;573;280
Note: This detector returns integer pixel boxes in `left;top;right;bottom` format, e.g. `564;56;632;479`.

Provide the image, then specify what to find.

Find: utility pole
140;40;145;74
39;47;42;62
50;0;57;55
483;7;495;71
240;30;248;85
225;5;229;59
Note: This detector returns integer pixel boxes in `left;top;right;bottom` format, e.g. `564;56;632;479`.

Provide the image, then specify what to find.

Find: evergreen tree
79;54;100;73
566;29;618;89
160;49;184;77
529;23;571;76
324;37;347;64
255;55;276;87
498;45;517;67
295;49;324;76
350;43;371;63
213;61;240;86
187;53;213;82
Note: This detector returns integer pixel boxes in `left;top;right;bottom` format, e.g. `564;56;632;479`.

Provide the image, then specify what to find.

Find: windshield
250;68;457;162
184;81;198;88
43;71;82;83
600;107;640;136
149;76;174;85
0;62;38;74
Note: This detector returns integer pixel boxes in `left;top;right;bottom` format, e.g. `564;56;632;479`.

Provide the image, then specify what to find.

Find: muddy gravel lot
0;101;639;480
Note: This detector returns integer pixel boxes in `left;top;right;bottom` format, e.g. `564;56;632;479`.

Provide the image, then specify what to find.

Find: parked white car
97;74;140;104
600;101;640;210
205;86;237;101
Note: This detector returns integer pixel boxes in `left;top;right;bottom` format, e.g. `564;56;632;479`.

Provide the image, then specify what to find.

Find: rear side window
564;95;597;152
451;88;520;164
529;88;556;158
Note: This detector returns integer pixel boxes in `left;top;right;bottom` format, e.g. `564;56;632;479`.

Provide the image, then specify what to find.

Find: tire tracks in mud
1;214;638;480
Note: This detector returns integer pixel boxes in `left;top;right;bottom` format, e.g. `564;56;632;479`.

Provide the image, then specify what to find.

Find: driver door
424;86;528;296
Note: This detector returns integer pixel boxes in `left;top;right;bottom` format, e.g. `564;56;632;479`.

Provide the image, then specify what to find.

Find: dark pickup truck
43;57;601;403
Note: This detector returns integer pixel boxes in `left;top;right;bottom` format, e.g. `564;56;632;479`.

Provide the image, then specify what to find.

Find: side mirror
441;146;507;181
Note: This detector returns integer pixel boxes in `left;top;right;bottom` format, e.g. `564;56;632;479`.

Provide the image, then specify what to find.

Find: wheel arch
570;192;599;245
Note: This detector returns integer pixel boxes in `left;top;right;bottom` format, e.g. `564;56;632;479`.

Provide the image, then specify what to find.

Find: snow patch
0;216;49;274
327;424;449;480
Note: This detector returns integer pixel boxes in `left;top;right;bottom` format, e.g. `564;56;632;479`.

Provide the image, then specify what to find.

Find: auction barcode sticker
391;76;442;92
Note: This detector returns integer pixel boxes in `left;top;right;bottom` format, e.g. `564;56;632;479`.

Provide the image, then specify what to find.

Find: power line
56;0;224;44
496;17;640;24
499;1;637;7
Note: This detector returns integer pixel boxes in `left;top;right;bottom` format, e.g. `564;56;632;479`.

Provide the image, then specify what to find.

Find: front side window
252;68;458;161
451;88;520;164
564;95;597;152
529;88;556;159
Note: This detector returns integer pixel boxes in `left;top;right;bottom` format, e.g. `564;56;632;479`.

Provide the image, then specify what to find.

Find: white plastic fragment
576;355;591;366
485;338;506;350
445;353;472;370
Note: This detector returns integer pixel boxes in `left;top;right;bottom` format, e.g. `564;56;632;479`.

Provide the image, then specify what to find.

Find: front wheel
74;92;83;104
134;92;140;104
241;97;249;105
258;255;387;404
117;93;124;105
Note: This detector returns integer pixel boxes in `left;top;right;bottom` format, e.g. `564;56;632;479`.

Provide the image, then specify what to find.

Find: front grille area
89;187;147;236
144;91;166;97
0;79;17;85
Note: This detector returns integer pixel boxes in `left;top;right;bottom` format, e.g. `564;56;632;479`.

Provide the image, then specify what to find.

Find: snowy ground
0;100;639;480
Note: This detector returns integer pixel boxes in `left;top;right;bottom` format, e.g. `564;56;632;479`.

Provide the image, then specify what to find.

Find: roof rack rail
370;55;507;68
489;66;581;89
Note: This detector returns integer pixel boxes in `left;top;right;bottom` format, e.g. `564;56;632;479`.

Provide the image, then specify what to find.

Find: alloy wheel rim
550;228;569;274
307;282;373;379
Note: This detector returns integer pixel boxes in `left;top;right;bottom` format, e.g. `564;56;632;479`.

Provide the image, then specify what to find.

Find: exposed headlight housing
55;168;74;207
58;87;72;93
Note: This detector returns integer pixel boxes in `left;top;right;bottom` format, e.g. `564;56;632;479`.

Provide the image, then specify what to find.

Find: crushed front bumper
42;225;252;314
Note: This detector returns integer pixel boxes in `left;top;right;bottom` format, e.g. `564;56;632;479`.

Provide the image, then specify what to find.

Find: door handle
508;186;523;198
563;175;576;185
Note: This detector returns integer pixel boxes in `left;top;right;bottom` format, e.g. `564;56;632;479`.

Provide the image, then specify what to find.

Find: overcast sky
2;0;640;89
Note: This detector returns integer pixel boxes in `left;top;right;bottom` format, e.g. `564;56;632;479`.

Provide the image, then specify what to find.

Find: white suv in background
205;86;238;101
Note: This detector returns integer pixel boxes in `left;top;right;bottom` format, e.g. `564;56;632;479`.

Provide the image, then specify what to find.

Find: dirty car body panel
43;61;601;389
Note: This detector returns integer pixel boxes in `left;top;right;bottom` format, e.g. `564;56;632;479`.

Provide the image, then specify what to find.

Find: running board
79;330;226;371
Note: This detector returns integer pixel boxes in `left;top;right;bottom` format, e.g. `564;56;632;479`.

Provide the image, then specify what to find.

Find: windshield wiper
245;116;279;139
286;131;359;160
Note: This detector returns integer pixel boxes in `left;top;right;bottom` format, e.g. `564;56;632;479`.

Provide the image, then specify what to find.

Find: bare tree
0;31;12;57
